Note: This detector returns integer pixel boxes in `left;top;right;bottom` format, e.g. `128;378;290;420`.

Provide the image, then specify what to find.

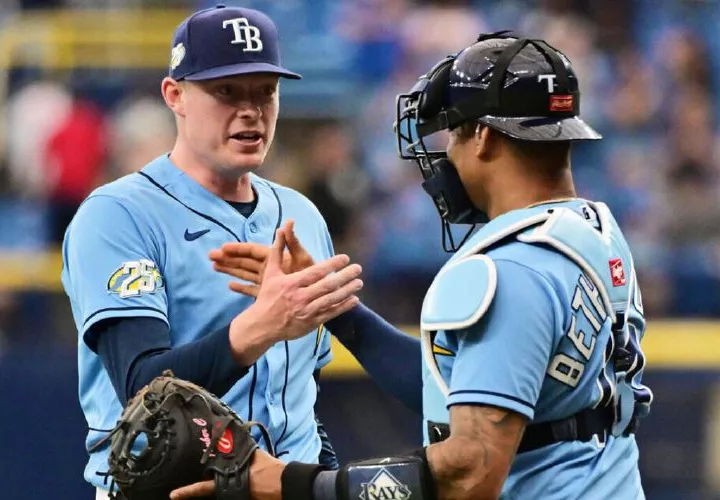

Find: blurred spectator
303;123;370;252
335;0;407;85
658;27;714;94
605;48;662;131
4;82;108;244
399;0;486;70
585;0;634;54
355;63;418;192
44;96;107;244
665;159;720;245
5;81;73;200
663;88;719;245
108;96;176;178
659;85;720;315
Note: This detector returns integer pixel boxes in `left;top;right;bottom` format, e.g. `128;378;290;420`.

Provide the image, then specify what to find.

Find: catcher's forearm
95;317;249;405
324;303;422;413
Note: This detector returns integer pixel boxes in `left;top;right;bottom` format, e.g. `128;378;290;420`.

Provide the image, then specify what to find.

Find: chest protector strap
428;404;621;452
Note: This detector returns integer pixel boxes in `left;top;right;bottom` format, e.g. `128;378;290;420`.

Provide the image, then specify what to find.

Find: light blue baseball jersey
62;155;333;489
421;199;652;499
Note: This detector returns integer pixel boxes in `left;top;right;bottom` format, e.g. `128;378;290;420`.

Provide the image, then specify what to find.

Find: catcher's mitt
99;370;274;500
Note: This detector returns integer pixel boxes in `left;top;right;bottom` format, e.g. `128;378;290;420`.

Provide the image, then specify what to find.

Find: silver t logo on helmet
222;18;263;52
537;74;557;93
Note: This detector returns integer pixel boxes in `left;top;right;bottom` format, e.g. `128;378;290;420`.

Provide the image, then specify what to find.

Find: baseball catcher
96;371;272;500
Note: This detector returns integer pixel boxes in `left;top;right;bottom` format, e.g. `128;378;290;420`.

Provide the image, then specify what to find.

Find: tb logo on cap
222;17;263;52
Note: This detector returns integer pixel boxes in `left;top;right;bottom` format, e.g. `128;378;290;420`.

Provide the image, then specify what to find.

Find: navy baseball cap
169;4;301;81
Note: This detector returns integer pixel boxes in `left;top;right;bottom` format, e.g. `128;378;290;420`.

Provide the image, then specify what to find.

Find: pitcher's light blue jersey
62;155;333;489
421;200;651;499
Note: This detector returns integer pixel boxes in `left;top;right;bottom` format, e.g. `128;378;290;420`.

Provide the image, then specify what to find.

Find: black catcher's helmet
395;31;601;251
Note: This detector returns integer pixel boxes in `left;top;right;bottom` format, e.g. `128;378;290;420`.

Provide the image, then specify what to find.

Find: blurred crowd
1;0;720;339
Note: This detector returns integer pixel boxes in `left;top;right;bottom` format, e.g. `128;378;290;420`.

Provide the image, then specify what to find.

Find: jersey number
119;260;161;298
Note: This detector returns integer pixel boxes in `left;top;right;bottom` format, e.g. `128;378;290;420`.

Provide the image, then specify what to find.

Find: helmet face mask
396;84;485;226
396;73;487;253
394;31;602;251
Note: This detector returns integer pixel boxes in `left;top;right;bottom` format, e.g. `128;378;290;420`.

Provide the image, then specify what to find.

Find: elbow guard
338;451;436;500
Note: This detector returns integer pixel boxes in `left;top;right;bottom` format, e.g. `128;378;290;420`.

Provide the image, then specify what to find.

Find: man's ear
161;77;186;118
474;124;494;161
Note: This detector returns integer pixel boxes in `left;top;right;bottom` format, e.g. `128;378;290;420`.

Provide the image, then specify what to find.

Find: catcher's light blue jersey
62;155;333;489
421;199;651;499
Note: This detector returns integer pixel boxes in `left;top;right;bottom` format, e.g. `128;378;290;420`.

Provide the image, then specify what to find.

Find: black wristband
282;461;326;500
409;447;429;462
410;447;437;498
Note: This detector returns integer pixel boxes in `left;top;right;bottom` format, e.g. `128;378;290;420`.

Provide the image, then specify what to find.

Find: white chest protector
420;201;649;444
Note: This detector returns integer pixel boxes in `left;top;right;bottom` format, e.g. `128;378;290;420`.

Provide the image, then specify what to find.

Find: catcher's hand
101;371;274;500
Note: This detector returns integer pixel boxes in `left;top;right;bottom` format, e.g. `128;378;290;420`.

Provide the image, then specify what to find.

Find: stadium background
1;0;720;498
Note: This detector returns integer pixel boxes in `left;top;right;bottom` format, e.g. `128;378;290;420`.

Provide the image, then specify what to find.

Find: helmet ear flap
417;58;453;120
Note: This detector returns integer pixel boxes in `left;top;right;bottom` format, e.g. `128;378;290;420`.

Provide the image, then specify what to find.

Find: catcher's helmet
395;31;601;249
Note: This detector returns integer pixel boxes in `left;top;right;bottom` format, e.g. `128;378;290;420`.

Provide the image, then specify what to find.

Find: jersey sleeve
62;194;168;347
446;259;559;420
315;324;333;370
315;226;335;370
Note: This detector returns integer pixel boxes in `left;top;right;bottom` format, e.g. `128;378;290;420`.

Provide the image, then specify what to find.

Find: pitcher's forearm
325;303;422;413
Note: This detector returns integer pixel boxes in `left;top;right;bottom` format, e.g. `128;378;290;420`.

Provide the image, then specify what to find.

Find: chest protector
420;202;649;446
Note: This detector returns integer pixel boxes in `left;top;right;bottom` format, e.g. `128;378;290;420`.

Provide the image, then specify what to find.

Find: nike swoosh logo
184;229;210;241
